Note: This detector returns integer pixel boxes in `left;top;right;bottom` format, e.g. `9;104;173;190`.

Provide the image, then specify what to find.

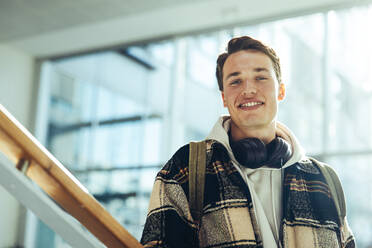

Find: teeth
240;102;262;107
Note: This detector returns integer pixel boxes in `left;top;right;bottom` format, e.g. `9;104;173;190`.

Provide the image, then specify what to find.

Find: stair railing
0;104;143;248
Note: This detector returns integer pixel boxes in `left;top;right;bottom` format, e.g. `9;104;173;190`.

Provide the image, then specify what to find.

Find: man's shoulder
286;157;334;174
299;157;338;176
157;139;229;180
156;143;190;180
296;157;346;224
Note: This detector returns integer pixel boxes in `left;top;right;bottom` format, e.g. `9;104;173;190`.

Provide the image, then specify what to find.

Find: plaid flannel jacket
141;140;355;248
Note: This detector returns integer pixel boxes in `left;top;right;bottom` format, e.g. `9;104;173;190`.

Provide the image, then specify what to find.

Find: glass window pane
327;6;372;152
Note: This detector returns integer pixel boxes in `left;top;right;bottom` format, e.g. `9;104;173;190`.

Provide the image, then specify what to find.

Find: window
32;4;372;247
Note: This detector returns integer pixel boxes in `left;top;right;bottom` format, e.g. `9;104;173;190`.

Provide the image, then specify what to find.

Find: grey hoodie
206;116;306;248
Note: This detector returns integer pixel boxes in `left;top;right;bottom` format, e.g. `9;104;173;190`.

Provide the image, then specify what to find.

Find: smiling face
221;49;285;142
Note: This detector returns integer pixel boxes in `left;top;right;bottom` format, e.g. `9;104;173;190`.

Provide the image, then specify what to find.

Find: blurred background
0;0;372;247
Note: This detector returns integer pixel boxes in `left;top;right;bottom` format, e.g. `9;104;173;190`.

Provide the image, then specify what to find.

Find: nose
242;80;257;96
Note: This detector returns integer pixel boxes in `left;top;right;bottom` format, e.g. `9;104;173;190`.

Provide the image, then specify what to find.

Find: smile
239;102;264;107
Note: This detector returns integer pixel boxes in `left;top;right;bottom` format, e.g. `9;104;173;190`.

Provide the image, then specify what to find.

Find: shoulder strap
189;141;207;222
309;157;346;225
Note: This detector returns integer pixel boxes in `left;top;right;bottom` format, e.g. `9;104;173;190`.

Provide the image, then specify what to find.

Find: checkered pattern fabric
141;140;355;248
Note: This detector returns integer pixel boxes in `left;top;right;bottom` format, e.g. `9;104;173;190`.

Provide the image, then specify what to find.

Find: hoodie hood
206;115;306;170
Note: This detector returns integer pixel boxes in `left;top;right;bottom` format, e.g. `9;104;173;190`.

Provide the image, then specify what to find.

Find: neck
230;121;276;144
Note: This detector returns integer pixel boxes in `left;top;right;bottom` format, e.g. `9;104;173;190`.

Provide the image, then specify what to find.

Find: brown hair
216;36;282;91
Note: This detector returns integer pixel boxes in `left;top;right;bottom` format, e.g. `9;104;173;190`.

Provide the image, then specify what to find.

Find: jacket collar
206;115;306;169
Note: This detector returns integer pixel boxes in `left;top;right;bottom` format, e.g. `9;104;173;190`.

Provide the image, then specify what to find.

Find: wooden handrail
0;104;143;248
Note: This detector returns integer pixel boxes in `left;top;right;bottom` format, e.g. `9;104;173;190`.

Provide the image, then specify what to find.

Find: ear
221;91;227;107
278;83;285;101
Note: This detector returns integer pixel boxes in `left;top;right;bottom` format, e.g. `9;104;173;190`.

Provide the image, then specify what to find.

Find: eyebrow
224;72;240;81
224;67;270;81
254;67;270;73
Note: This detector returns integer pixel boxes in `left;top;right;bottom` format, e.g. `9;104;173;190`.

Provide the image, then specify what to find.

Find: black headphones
229;136;292;169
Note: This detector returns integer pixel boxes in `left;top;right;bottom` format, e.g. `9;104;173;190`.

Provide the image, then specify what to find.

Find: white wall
0;44;35;247
0;44;35;127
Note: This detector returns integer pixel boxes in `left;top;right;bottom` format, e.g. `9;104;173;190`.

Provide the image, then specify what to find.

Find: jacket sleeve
140;160;199;248
340;216;356;248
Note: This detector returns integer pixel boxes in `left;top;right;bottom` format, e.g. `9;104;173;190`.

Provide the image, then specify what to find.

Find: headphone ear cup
230;137;292;169
265;137;292;168
230;138;267;169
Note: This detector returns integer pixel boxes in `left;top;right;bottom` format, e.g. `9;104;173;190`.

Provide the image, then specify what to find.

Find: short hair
216;36;282;91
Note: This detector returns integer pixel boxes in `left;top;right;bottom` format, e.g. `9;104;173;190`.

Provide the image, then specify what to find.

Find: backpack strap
308;157;346;225
188;141;207;223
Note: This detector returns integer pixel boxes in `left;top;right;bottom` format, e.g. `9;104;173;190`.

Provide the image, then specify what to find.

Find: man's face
221;49;285;137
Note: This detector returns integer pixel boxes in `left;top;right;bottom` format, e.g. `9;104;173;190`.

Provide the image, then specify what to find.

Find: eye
230;79;241;85
256;76;267;81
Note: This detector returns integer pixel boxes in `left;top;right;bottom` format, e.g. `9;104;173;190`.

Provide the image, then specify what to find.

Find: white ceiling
1;0;369;58
0;0;208;42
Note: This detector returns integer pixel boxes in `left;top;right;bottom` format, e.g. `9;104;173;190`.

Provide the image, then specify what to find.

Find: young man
141;36;355;248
